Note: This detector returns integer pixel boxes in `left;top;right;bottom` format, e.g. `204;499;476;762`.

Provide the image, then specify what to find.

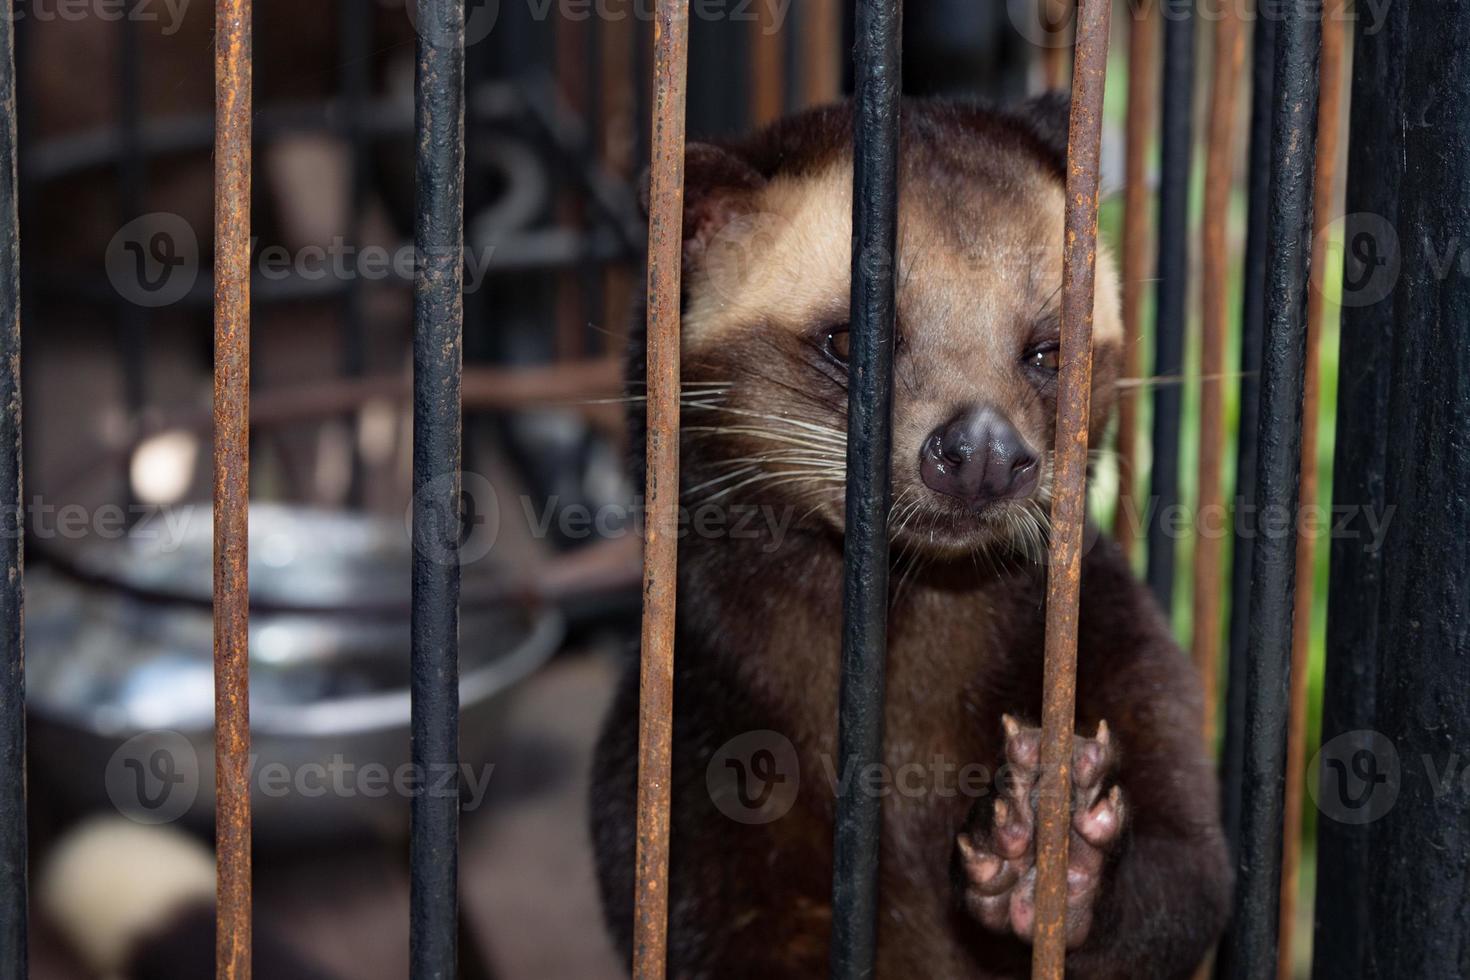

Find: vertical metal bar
598;8;637;358
1113;0;1156;557
411;0;465;975
1352;0;1470;972
1310;2;1400;976
631;2;689;976
214;0;253;975
1191;0;1244;745
1218;2;1276;867
0;0;24;972
1145;0;1194;615
800;0;841;107
1030;1;1110;975
1216;3;1320;976
829;1;900;976
1040;0;1071;90
1277;4;1345;973
749;2;784;126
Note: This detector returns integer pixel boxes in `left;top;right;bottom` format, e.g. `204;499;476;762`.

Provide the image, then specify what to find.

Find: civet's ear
638;142;766;263
1014;90;1072;171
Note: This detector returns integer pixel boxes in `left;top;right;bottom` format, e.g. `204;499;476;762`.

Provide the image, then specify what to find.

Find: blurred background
12;0;1343;976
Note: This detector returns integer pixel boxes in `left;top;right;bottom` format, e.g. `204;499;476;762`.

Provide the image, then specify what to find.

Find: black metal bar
829;1;901;977
410;0;465;975
1347;0;1470;974
1216;4;1320;977
1219;3;1277;868
1145;0;1194;614
0;0;24;972
1310;3;1401;977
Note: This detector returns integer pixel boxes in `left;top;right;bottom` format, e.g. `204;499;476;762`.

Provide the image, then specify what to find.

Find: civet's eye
826;326;852;364
1024;341;1061;375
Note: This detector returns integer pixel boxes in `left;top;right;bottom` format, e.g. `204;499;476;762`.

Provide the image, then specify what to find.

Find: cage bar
1311;2;1399;974
749;4;784;126
1278;3;1345;971
1343;0;1470;972
1216;4;1320;976
800;0;842;108
631;1;690;976
1040;0;1071;90
828;1;901;977
213;0;253;975
1144;0;1194;613
1114;0;1156;556
1219;4;1276;866
1030;1;1111;975
0;0;24;972
409;0;466;975
1191;0;1244;745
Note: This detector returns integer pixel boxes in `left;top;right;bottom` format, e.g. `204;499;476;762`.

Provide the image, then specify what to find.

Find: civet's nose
920;406;1039;506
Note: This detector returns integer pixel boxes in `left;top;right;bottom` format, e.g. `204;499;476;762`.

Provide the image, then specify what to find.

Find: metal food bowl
26;503;562;844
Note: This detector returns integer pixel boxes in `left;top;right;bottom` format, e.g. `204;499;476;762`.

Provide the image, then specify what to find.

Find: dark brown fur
594;97;1231;979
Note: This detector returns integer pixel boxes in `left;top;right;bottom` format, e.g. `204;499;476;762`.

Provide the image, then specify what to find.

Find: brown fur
595;97;1230;979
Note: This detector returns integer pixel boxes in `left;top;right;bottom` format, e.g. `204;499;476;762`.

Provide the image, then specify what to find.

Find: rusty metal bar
598;7;637;357
631;1;689;976
1031;1;1111;976
1114;0;1156;555
1041;0;1071;90
800;0;842;107
0;0;24;971
1191;0;1244;745
829;0;901;976
1277;3;1345;973
1216;1;1321;974
750;2;784;125
1145;0;1195;613
213;0;253;974
409;0;466;975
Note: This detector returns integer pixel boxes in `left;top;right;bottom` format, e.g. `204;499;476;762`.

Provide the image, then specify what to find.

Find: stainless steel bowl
27;503;562;843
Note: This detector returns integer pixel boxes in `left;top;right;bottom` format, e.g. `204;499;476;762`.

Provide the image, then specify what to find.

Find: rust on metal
1041;0;1072;90
750;2;784;126
213;0;253;975
799;0;841;107
1031;0;1111;975
632;1;689;977
1278;2;1346;972
1114;0;1156;555
1191;0;1245;744
600;4;638;359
